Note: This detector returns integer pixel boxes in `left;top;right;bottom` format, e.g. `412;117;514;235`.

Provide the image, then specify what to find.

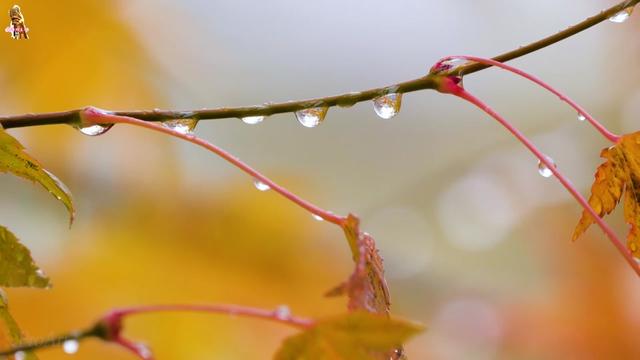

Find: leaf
573;131;640;256
0;127;74;222
274;311;424;360
0;292;39;359
0;226;50;288
326;214;390;315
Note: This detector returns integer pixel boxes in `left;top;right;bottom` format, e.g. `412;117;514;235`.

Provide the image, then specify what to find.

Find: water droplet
312;214;324;222
15;351;26;360
537;156;556;178
430;57;469;74
241;116;265;125
274;305;291;320
373;93;402;119
577;113;586;122
161;119;198;135
253;179;270;192
75;123;113;136
609;7;633;23
133;343;153;360
295;107;328;128
63;339;79;354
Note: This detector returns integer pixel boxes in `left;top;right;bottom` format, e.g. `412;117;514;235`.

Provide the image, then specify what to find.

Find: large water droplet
537;156;556;178
609;7;633;23
577;113;586;122
241;116;265;125
312;214;324;222
430;57;469;74
373;93;402;119
161;119;198;135
295;107;328;128
274;305;291;320
253;179;270;192
63;339;79;354
15;351;26;360
75;123;113;136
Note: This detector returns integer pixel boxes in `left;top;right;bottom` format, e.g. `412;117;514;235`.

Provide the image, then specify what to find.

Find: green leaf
0;226;49;288
0;127;74;222
0;292;39;359
274;311;425;360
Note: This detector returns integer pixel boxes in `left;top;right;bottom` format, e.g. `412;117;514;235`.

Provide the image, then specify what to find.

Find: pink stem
438;55;621;143
110;303;314;329
445;83;640;277
82;108;345;226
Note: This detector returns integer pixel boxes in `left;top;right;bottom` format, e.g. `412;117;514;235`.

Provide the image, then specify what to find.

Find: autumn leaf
326;214;390;315
0;226;49;288
274;311;424;360
573;131;640;256
0;127;74;222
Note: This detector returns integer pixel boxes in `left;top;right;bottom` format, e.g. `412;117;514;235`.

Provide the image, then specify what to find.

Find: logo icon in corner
5;5;28;39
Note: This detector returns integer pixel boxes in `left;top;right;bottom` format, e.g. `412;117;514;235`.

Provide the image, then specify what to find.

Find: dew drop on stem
74;123;114;136
295;106;328;128
161;119;198;135
241;116;265;125
373;93;402;119
63;339;79;354
274;305;291;320
253;179;270;191
609;7;634;23
577;113;586;122
312;214;324;221
537;156;556;178
15;351;26;360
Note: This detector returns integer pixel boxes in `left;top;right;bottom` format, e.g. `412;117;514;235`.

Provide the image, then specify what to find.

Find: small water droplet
609;7;633;23
295;107;328;128
63;339;79;354
274;305;291;320
15;351;26;360
577;113;586;122
253;179;270;192
241;116;265;125
537;156;556;178
133;343;153;360
430;57;469;74
161;119;198;135
312;214;324;221
373;93;402;119
75;123;113;136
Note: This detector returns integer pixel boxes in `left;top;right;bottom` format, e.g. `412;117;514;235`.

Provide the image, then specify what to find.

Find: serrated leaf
274;311;424;360
327;214;390;315
573;131;640;256
0;292;39;359
0;127;74;222
0;226;50;288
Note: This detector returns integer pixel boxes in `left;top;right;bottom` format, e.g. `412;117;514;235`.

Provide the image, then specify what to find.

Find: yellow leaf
573;131;640;256
274;311;424;360
0;226;49;288
0;127;74;222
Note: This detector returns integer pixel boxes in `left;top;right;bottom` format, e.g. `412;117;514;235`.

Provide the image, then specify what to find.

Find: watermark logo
5;5;28;39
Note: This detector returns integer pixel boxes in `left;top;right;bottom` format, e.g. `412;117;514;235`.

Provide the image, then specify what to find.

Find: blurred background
0;0;639;358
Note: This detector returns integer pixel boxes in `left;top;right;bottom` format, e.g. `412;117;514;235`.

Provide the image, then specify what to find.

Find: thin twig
0;0;637;129
438;77;640;277
82;107;346;226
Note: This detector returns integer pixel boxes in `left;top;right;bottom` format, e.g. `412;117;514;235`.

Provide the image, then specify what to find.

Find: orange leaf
573;131;640;256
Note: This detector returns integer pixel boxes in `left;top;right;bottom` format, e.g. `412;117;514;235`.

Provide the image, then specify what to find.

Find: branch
0;303;313;359
435;76;640;277
0;0;637;129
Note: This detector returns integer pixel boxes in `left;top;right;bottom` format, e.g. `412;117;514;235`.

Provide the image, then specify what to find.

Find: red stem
110;303;314;329
446;84;640;277
438;55;621;143
82;108;345;226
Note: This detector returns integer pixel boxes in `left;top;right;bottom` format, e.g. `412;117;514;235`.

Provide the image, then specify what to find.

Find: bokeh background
0;0;639;358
